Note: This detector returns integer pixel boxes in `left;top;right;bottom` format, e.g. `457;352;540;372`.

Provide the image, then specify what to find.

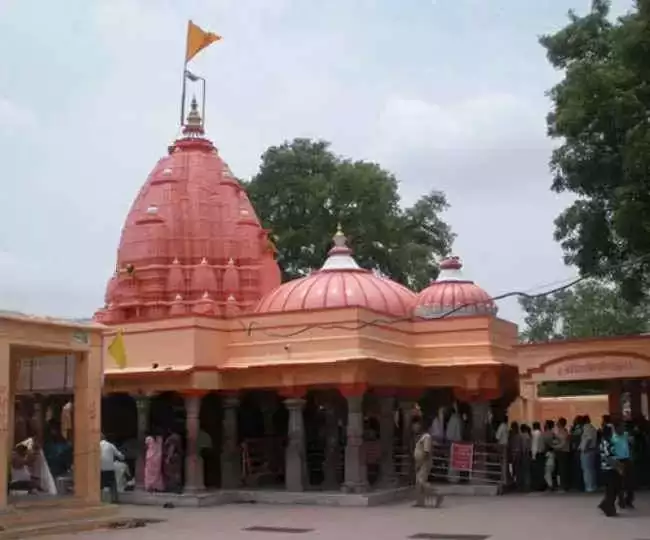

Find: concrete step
0;515;121;540
0;503;119;539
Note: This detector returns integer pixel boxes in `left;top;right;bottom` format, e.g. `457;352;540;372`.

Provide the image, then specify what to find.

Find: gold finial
183;95;204;136
332;223;347;248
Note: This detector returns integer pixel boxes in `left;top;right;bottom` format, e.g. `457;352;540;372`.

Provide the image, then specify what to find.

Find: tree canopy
540;0;650;301
519;279;650;343
245;138;454;290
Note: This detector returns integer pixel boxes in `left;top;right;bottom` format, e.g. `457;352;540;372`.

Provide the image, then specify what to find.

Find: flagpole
180;21;190;127
180;62;188;127
201;76;206;129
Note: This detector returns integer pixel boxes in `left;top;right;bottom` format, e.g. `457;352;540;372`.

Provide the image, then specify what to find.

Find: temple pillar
378;393;396;488
134;395;150;491
342;386;367;493
399;398;415;482
183;394;204;493
73;349;102;504
323;402;341;490
471;401;490;442
470;401;490;483
0;339;10;510
220;394;241;489
284;397;307;492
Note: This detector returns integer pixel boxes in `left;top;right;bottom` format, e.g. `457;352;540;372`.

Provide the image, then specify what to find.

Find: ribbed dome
414;256;496;318
95;98;281;324
255;226;416;317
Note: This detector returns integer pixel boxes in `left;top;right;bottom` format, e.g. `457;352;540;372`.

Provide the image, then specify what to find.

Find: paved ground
53;493;650;540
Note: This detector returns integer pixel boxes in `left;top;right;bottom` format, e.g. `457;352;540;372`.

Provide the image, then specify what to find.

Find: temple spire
321;224;360;271
182;96;204;137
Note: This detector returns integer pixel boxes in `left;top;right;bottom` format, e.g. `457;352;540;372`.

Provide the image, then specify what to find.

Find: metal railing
429;441;507;487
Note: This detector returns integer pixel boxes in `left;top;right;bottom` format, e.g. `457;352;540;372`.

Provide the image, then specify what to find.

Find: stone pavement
49;493;650;540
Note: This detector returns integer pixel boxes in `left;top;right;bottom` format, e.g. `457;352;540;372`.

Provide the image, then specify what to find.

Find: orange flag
186;20;221;63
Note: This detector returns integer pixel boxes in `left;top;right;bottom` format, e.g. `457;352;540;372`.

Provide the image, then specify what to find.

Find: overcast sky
0;0;634;324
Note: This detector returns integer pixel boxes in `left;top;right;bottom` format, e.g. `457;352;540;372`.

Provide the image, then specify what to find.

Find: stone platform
117;483;498;508
0;497;120;539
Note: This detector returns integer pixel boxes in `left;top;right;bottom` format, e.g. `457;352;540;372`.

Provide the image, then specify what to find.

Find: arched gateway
95;99;520;503
513;336;650;424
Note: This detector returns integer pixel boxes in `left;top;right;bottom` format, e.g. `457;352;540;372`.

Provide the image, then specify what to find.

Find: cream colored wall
0;313;104;509
515;335;650;380
509;395;609;425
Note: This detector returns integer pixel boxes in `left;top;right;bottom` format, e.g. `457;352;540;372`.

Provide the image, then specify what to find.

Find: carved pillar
378;394;396;488
220;394;241;489
470;401;490;483
284;398;307;492
399;399;415;482
471;401;490;442
184;394;204;493
342;388;367;493
323;401;341;490
134;395;150;491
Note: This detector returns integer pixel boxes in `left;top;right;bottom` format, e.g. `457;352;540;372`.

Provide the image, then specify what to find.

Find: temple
93;98;520;502
5;93;650;515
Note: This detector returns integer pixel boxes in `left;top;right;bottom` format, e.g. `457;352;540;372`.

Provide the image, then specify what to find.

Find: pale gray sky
0;0;634;324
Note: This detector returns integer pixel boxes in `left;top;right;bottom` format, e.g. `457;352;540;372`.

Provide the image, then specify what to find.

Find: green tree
245;138;454;289
540;0;650;301
519;279;650;343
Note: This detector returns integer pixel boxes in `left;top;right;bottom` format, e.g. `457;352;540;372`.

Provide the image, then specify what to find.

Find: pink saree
144;436;164;492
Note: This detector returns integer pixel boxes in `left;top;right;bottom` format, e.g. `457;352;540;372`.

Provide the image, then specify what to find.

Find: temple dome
95;98;281;323
255;226;416;317
413;256;497;319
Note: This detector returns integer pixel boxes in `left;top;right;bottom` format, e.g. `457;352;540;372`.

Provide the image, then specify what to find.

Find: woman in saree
162;430;183;493
144;433;164;492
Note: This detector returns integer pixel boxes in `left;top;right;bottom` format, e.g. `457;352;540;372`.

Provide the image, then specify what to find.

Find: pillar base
341;481;369;494
183;486;206;495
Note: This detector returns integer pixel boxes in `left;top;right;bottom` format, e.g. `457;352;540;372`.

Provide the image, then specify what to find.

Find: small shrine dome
95;98;281;324
413;256;497;319
255;226;416;317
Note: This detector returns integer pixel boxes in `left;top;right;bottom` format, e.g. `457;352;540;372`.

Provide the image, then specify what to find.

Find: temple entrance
199;392;222;489
101;393;137;493
304;389;345;490
12;354;76;500
239;390;287;488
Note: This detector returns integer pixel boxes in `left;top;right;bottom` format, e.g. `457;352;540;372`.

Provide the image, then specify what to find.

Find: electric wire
240;252;650;339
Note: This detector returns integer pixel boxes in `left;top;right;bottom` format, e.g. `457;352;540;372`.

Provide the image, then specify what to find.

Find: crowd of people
503;414;648;517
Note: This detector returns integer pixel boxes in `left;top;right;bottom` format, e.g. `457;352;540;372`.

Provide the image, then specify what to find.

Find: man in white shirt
100;434;124;503
530;422;544;490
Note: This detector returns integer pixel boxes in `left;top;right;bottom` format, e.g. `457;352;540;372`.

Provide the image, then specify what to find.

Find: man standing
579;415;598;493
413;418;443;508
598;424;621;517
542;420;556;491
553;418;571;492
531;422;544;491
100;434;124;503
612;421;634;509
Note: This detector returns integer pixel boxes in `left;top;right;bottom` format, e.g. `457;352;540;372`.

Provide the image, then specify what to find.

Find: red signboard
450;442;474;471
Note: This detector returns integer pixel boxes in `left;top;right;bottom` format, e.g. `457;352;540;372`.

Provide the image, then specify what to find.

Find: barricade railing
429;441;507;487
